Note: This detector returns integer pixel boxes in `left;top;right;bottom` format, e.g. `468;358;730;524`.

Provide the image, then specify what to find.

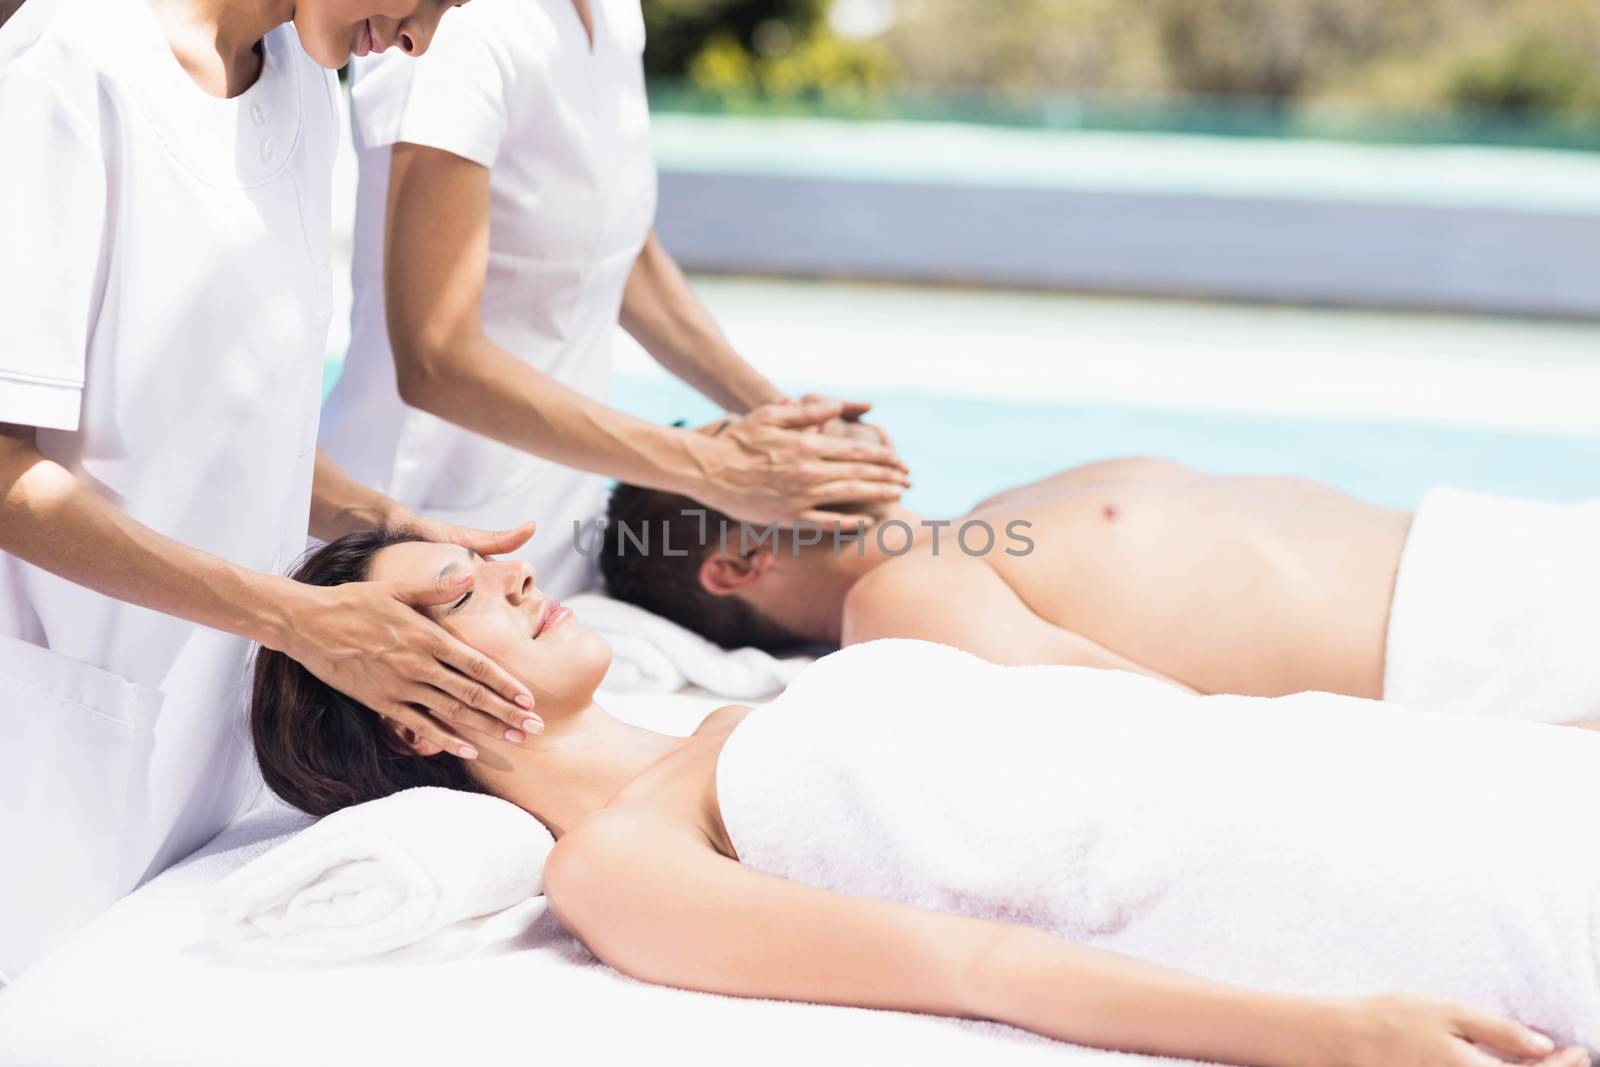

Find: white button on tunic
320;0;658;599
0;0;337;978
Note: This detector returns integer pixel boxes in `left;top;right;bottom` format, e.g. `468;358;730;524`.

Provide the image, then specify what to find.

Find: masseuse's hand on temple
700;396;910;528
1329;994;1585;1067
279;568;541;761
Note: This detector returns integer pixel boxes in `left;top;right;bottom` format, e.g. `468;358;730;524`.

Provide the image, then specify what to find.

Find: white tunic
0;0;336;979
320;0;658;599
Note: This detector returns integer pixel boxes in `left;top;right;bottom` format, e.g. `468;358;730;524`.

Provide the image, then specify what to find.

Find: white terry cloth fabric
719;640;1600;1052
0;752;1163;1066
1385;487;1600;724
569;593;814;698
210;788;551;965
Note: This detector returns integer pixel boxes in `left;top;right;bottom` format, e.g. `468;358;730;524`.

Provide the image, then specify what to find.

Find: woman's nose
497;560;535;604
396;10;441;56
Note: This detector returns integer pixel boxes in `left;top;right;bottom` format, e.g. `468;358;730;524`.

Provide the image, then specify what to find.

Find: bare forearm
309;449;406;541
619;232;781;413
0;434;301;650
970;927;1335;1066
396;332;712;496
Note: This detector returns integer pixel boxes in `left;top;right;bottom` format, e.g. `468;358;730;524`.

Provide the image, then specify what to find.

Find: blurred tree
881;0;1156;95
647;0;1600;128
643;0;828;78
645;0;893;100
1449;34;1600;117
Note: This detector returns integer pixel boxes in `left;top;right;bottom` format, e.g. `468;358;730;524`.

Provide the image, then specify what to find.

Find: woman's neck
474;702;689;838
149;0;294;97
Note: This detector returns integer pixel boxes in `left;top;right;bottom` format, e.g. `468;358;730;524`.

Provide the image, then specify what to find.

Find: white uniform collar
100;0;306;189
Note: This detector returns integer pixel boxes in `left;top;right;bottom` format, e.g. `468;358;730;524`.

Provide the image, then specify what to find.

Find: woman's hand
1326;995;1585;1067
395;515;539;560
693;396;911;527
276;568;541;761
800;393;895;452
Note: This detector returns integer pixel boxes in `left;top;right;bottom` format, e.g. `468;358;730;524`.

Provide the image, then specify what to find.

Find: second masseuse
319;0;910;599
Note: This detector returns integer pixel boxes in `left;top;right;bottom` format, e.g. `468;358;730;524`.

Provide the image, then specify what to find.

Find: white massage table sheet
0;687;1186;1066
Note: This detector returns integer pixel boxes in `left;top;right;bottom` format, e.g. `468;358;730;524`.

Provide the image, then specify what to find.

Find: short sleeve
0;47;108;432
348;13;510;169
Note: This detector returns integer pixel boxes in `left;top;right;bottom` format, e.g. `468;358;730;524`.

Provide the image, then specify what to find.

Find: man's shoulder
841;553;1004;644
850;549;984;597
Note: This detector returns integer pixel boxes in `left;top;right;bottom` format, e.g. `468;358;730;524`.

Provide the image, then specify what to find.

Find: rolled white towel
210;787;551;964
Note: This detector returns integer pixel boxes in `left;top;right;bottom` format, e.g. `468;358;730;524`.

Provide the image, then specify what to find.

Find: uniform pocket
0;637;161;981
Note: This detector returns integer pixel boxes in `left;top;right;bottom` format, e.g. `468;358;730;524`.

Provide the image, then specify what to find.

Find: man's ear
699;544;775;597
380;715;445;758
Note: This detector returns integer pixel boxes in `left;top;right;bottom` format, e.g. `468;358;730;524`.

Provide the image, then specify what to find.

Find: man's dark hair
599;484;805;652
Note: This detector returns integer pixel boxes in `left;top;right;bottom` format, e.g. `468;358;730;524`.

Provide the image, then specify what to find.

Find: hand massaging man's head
251;529;613;816
599;484;857;653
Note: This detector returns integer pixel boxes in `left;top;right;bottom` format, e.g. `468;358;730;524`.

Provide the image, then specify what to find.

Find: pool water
612;373;1600;516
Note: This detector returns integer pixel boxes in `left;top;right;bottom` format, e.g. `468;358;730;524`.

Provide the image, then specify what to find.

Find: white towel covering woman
0;0;548;981
319;0;910;600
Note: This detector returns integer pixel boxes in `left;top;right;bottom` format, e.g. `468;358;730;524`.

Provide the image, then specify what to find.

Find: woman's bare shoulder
544;806;720;934
693;703;753;736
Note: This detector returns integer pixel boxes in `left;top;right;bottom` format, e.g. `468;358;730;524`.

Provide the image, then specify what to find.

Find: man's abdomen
979;476;1412;698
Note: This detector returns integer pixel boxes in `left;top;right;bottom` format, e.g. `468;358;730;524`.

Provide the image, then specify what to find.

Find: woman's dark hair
251;527;488;817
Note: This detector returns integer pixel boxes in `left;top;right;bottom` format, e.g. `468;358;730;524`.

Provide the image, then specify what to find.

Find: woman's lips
353;19;374;58
535;602;570;639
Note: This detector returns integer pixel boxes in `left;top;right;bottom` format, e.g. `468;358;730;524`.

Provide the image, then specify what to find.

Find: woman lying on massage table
252;528;1599;1067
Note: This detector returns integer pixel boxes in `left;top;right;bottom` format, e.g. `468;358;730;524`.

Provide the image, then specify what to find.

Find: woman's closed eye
448;590;473;613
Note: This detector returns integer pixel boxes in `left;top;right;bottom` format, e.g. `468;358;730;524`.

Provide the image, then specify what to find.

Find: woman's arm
619;230;782;414
546;809;1574;1067
381;143;907;526
621;235;894;448
310;447;536;556
0;424;536;754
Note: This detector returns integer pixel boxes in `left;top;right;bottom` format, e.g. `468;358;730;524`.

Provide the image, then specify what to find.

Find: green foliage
644;0;1600;130
1448;32;1600;118
642;0;828;78
643;0;892;101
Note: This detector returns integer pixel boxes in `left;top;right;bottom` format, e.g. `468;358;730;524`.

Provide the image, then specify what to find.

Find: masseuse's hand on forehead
283;529;543;762
405;516;536;560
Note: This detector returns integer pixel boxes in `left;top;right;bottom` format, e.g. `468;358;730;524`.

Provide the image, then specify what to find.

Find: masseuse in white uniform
320;0;910;600
0;0;548;981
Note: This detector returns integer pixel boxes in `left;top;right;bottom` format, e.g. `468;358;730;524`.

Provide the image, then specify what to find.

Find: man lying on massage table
600;457;1600;729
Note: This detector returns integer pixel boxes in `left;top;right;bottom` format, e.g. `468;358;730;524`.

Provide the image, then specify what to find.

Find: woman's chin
506;627;613;710
295;23;358;69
